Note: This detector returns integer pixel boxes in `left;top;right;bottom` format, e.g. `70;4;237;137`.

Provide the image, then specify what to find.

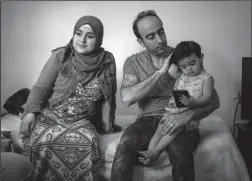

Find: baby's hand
179;95;195;107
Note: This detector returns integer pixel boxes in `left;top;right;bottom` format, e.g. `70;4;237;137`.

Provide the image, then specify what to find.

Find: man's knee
118;122;142;145
174;152;194;165
169;130;199;151
116;141;136;155
167;130;199;163
114;129;141;165
1;152;35;181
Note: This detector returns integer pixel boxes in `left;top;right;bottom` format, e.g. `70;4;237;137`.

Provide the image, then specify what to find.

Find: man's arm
120;71;164;106
161;88;219;135
189;88;219;120
121;52;174;107
168;63;181;79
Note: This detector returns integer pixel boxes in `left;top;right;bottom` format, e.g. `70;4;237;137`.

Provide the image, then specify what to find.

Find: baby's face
178;53;203;76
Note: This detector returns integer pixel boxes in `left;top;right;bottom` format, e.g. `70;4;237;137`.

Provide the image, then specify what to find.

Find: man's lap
118;114;200;155
118;115;158;146
167;128;200;157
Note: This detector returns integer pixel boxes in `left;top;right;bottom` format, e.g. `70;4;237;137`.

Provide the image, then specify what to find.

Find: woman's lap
1;152;36;181
22;114;100;181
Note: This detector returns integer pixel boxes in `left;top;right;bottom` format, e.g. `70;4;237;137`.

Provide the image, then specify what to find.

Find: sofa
1;114;251;181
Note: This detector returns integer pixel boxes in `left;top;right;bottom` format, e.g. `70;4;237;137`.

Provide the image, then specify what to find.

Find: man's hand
168;63;181;79
158;52;173;75
161;111;193;135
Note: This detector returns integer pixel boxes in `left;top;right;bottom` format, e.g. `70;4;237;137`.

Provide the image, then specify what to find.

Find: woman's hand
161;111;193;135
20;113;36;136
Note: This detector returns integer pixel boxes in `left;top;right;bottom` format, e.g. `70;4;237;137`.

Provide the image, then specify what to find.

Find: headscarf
63;15;111;85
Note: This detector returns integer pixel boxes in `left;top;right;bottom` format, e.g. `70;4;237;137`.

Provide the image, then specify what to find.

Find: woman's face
73;24;96;54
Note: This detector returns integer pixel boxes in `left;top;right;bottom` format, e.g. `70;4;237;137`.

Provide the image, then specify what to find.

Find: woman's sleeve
21;51;61;118
110;55;117;126
100;53;117;133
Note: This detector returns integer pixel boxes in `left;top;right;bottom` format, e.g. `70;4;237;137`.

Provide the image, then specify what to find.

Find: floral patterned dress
165;70;213;130
22;78;103;181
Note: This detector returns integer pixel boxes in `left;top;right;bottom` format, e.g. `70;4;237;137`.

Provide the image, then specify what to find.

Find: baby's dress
165;70;213;130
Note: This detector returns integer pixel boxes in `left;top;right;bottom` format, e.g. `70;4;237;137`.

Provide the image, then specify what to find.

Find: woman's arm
111;73;117;126
101;100;113;133
22;51;61;117
100;54;117;133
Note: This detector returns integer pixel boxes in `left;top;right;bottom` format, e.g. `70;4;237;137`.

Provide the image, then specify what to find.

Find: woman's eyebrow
76;29;95;35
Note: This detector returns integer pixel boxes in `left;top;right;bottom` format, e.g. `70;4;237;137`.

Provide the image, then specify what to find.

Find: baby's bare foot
138;156;150;166
138;150;158;167
146;150;158;161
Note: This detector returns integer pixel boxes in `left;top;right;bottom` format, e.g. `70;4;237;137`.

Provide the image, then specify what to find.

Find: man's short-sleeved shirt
123;47;175;116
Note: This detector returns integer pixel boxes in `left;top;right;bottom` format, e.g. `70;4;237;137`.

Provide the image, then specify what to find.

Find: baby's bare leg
139;127;182;167
151;131;178;156
148;123;163;150
149;122;182;157
138;124;163;166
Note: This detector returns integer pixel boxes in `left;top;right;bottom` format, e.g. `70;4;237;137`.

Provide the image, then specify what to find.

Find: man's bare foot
137;150;158;167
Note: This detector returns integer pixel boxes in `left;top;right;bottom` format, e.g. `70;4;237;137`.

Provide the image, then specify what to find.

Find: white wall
1;1;251;125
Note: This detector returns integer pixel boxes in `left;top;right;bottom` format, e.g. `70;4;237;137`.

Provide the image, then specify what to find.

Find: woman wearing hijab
20;16;121;181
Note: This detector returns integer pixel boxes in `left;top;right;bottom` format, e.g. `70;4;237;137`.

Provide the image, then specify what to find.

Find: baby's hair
170;41;202;65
